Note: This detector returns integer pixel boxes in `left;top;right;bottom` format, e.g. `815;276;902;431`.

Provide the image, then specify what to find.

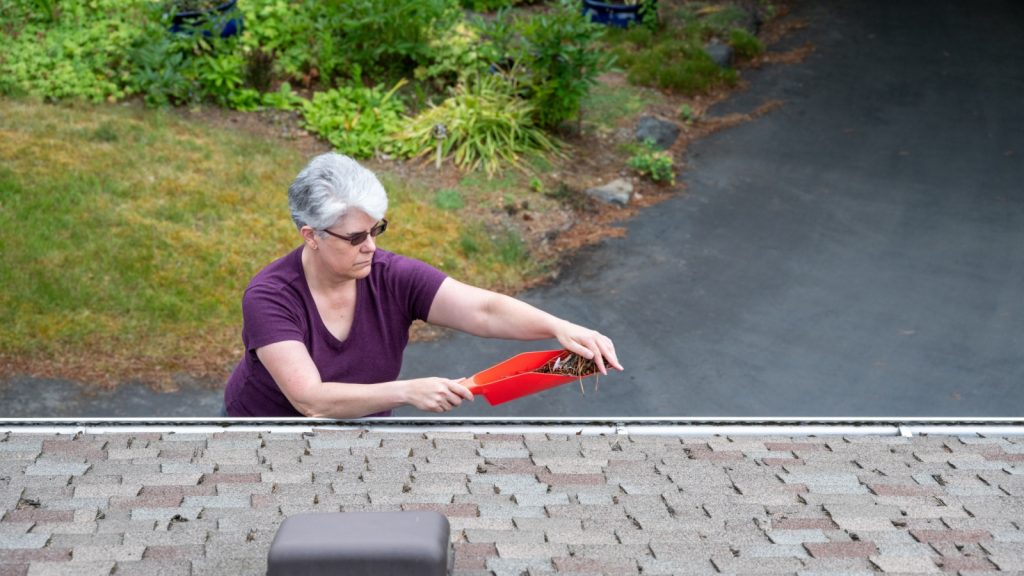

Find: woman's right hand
402;377;474;413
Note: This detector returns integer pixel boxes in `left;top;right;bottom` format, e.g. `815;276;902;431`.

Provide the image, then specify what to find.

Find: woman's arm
426;278;623;374
256;340;473;418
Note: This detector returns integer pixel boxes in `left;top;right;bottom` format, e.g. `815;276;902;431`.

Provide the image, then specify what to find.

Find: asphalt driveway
398;0;1024;417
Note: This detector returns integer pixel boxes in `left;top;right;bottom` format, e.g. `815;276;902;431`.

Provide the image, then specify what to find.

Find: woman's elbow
282;383;324;418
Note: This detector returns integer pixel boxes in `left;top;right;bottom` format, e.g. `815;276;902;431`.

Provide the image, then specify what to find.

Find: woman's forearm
297;380;406;419
476;292;569;341
427;278;623;374
257;341;473;418
296;378;474;419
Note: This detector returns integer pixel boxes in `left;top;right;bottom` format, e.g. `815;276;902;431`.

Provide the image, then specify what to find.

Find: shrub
393;74;559;176
302;80;407;159
414;22;487;92
516;2;609;129
480;1;610;130
310;0;463;85
127;32;196;106
460;0;523;11
235;0;316;81
127;13;249;108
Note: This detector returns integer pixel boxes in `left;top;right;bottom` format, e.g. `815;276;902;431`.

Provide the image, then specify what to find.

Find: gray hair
287;152;388;231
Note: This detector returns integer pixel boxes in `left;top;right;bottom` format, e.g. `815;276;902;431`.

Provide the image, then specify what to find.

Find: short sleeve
241;282;307;352
384;253;447;322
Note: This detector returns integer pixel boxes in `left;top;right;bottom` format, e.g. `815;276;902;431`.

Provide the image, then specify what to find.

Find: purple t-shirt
224;247;447;417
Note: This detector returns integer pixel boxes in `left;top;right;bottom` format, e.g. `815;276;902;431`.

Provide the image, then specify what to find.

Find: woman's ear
300;226;319;250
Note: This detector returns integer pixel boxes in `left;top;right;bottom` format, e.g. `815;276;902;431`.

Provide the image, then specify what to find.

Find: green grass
581;82;666;130
434;188;465;211
0;97;544;385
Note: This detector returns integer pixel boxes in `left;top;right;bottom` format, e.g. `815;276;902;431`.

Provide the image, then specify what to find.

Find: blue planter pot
169;0;243;39
581;0;652;28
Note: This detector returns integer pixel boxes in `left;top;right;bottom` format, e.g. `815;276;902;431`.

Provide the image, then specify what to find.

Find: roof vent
268;511;452;576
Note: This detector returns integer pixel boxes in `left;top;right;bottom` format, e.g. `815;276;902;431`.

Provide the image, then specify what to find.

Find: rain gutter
0;417;1022;436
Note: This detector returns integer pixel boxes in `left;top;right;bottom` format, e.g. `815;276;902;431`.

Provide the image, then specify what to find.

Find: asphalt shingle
0;430;1022;575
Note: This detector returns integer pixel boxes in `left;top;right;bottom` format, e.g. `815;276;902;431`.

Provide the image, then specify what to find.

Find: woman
224;152;622;417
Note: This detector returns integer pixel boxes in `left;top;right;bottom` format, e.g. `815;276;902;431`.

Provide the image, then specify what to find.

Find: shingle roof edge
1;417;1022;436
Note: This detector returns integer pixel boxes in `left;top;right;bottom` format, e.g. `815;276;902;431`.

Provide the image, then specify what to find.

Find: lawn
0;98;545;386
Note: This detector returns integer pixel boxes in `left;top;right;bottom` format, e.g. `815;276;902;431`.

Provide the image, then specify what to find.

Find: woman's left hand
554;321;624;375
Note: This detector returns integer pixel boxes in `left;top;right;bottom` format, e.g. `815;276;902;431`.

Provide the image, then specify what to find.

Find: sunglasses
320;219;388;246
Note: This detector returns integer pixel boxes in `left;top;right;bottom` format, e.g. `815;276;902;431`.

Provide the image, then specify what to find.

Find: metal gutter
0;417;1022;436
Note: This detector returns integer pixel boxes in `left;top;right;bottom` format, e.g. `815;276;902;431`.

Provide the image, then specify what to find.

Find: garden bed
0;0;810;390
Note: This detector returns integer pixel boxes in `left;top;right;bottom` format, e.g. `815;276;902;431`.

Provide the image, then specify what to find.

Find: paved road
2;0;1021;417
398;0;1024;417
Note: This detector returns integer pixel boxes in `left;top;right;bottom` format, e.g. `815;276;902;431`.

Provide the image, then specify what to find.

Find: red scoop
466;349;599;406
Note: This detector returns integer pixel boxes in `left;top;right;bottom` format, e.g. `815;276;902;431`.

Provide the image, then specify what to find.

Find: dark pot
581;0;652;28
169;0;243;39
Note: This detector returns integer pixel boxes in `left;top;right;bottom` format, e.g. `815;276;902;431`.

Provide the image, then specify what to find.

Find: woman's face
317;210;383;280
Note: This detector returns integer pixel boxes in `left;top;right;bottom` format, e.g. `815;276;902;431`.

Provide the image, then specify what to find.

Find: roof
1;423;1023;575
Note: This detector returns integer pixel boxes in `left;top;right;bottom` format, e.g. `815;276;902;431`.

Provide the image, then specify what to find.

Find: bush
516;1;609;129
310;0;463;85
460;0;518;11
480;1;610;130
128;32;195;106
235;0;316;81
302;80;407;159
393;74;559;175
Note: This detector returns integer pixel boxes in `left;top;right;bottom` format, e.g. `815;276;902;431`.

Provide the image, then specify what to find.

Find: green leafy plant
0;0;143;102
228;88;262;111
460;0;525;11
679;103;696;123
128;33;196;106
197;51;245;106
481;1;610;129
628;139;675;184
310;0;463;85
235;0;316;81
261;82;305;110
163;0;227;12
637;0;660;32
302;80;407;158
414;21;487;91
393;73;559;176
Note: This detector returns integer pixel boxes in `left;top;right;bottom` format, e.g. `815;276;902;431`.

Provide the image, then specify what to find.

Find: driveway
398;0;1024;417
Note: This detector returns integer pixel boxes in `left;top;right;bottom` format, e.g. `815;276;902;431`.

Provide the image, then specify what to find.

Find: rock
585;178;633;206
705;40;733;68
634;116;680;150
